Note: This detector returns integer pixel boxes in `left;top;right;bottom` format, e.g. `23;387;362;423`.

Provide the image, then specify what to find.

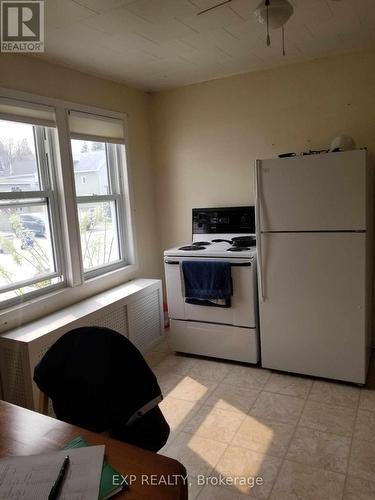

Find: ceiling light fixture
253;0;294;55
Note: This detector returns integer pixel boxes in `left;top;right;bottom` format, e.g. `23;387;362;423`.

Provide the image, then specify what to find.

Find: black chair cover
33;326;162;434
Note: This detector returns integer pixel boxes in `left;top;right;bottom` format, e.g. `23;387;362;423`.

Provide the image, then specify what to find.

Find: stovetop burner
179;245;206;251
193;241;211;246
227;246;251;252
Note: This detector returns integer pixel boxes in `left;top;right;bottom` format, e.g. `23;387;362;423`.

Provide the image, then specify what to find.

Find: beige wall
0;54;160;279
151;50;375;255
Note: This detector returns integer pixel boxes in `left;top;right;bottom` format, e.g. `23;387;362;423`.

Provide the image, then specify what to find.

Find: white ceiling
40;0;375;91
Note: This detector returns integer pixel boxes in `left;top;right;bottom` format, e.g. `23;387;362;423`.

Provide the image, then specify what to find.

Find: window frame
0;123;65;305
73;141;128;280
0;87;137;321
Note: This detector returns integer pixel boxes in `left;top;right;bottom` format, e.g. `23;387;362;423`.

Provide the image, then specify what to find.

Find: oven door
164;257;257;328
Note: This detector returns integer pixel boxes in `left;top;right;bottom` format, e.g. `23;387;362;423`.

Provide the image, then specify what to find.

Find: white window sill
0;263;138;334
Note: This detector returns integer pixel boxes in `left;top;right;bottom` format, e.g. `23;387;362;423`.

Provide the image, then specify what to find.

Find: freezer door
257;150;367;231
258;232;367;383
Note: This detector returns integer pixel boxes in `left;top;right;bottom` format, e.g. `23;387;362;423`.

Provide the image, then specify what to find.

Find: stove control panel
192;206;255;234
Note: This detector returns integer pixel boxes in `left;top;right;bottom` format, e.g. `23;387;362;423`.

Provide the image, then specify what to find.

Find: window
0;118;63;303
71;139;125;276
69;110;127;278
0;96;131;310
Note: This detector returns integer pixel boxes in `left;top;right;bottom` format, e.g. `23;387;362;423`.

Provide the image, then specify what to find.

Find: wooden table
0;400;187;499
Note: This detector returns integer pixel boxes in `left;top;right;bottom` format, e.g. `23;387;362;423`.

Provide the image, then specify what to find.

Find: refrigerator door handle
255;159;265;300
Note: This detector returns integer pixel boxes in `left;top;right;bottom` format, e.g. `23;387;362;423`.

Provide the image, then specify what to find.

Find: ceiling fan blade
196;0;233;16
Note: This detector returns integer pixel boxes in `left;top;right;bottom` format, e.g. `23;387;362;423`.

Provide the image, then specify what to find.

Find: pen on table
48;455;70;500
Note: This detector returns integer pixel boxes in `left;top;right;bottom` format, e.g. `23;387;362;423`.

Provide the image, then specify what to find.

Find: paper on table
0;445;105;500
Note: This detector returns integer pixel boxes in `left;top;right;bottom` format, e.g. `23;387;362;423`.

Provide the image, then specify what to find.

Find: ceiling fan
197;0;294;55
197;0;342;55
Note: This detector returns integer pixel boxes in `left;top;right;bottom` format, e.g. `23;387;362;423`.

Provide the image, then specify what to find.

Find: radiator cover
0;279;164;410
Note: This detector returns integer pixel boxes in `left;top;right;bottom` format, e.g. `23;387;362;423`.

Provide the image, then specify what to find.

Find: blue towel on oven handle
181;260;233;300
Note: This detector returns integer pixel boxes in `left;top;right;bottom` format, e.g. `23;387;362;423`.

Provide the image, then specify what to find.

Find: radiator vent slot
128;289;162;351
1;348;27;407
86;304;129;338
0;280;163;411
36;343;56;363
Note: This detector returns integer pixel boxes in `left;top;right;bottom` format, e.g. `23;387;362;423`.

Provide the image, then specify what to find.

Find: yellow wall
0;54;160;281
2;51;374;280
151;50;375;253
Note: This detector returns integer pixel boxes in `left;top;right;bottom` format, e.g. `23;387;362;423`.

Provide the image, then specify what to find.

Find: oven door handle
164;260;251;267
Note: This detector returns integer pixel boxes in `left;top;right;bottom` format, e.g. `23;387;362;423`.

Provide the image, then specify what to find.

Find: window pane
0;276;61;303
0;120;40;192
78;201;120;272
71;139;110;196
0;204;57;297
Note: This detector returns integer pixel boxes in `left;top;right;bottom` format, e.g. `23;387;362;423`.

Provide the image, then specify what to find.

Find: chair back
33;327;161;433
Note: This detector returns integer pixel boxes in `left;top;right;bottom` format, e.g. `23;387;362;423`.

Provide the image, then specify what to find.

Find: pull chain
282;25;285;56
266;0;270;46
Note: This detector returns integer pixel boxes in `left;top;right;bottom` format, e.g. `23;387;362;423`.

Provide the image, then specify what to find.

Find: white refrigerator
255;150;372;384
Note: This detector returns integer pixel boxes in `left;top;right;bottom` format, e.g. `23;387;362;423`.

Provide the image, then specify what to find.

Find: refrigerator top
256;149;366;164
256;150;368;233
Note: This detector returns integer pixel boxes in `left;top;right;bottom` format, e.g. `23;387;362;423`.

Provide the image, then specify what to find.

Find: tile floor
144;339;375;500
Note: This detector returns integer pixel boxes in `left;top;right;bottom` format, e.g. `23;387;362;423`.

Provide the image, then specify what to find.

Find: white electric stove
164;207;259;364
